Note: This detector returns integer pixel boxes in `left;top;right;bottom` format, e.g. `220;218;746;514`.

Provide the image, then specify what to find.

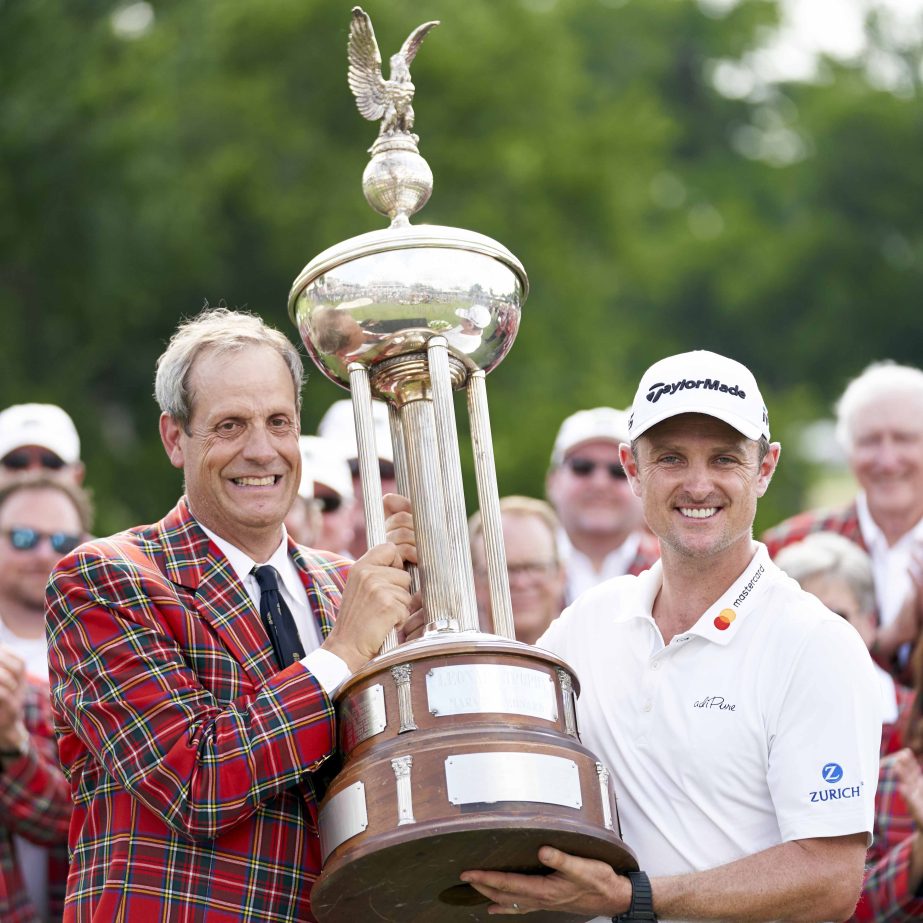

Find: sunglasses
315;493;344;514
1;449;66;471
348;459;396;482
3;527;81;555
565;457;627;480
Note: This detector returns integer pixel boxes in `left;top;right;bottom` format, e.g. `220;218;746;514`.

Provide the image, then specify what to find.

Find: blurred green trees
1;0;920;535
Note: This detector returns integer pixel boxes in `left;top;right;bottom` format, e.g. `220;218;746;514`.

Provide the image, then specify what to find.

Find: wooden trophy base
310;636;637;922
312;817;636;922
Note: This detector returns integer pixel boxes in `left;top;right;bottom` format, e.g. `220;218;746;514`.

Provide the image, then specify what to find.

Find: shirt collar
620;545;773;646
856;490;923;552
197;522;299;598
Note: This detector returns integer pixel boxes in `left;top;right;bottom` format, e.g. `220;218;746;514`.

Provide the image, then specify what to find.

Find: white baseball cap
551;407;630;466
628;350;770;441
316;398;394;463
298;436;354;501
0;403;81;464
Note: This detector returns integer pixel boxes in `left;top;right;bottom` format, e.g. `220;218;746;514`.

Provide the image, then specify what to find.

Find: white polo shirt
539;543;880;887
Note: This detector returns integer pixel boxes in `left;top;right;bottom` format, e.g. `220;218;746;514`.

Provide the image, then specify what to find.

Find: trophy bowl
288;224;526;392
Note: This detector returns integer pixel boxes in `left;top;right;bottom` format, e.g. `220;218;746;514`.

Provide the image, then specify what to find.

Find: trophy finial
347;7;440;226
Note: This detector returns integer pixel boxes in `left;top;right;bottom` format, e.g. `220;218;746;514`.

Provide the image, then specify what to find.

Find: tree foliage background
1;0;921;536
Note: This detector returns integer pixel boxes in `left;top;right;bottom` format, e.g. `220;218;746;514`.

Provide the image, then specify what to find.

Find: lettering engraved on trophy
339;684;387;753
426;664;557;720
391;663;417;732
318;781;369;864
596;762;614;831
391;755;416;825
557;667;578;738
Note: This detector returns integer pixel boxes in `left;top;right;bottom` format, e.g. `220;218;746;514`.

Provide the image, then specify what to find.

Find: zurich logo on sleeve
822;763;843;784
808;762;861;803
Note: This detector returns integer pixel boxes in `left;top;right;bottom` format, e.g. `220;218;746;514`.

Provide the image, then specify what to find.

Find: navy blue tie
252;565;305;669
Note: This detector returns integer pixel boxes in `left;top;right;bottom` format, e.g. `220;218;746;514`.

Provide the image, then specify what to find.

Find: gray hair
775;532;875;616
468;495;561;565
154;308;304;429
835;360;923;449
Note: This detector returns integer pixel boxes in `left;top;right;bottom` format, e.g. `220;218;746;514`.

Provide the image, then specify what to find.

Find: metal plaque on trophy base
288;8;637;921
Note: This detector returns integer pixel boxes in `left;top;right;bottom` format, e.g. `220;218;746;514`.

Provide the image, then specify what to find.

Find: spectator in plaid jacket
763;362;923;669
45;310;415;922
851;641;923;922
1;477;92;922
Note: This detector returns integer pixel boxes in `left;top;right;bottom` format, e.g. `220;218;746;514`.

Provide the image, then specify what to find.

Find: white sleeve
766;618;881;844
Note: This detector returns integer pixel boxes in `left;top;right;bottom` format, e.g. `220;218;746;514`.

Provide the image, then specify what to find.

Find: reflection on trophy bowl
310;636;638;923
287;224;525;393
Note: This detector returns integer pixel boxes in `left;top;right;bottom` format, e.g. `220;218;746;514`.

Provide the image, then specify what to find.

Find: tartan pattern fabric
851;752;923;922
0;676;71;923
45;497;351;922
761;502;865;559
881;684;916;757
627;532;661;577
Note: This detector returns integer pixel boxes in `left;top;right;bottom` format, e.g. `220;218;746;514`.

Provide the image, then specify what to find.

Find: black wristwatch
612;870;657;922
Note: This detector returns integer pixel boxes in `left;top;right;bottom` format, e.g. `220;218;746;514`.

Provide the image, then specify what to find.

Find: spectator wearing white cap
0;404;84;490
317;399;396;559
547;407;659;603
463;350;879;923
292;436;355;558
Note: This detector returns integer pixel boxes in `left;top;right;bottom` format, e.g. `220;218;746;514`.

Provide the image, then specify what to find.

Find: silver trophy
288;10;636;921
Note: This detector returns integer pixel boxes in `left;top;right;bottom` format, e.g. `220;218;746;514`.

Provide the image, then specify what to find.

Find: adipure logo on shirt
646;378;747;405
693;695;736;712
809;762;863;803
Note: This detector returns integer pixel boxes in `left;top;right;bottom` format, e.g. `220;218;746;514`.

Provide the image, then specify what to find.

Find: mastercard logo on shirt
714;608;736;631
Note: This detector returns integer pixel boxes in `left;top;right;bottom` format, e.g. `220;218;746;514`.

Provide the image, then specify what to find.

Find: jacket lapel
154;498;279;686
290;541;339;640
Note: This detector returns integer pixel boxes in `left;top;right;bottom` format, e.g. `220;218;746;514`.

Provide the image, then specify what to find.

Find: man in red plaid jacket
45;310;415;922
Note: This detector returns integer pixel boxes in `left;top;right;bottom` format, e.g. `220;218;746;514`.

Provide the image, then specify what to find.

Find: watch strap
612;870;656;922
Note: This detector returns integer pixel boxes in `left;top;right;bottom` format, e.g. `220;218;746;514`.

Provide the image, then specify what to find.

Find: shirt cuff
302;647;351;696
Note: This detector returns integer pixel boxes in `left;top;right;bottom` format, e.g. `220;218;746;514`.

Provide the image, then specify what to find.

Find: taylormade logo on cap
646;378;746;405
629;350;770;441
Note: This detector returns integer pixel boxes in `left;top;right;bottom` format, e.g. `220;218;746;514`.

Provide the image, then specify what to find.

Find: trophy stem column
426;338;478;631
348;362;398;655
399;398;458;630
467;371;515;640
388;404;421;599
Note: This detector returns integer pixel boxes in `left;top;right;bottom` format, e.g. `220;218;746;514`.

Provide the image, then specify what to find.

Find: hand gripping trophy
288;9;637;921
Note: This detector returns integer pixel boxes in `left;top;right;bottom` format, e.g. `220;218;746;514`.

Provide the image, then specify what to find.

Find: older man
763;361;923;665
0;404;84;489
46;309;414;922
546;407;659;603
462;350;880;922
0;476;89;923
469;496;566;645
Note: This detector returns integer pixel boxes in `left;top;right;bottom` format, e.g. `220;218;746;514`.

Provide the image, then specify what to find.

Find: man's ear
159;413;185;470
756;442;782;498
619;442;642;499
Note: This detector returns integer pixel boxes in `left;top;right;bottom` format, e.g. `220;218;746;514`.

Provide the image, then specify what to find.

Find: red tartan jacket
851;752;923;922
45;498;350;923
761;502;865;558
0;677;71;923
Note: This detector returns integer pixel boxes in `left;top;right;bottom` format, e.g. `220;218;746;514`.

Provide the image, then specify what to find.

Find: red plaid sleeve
762;503;865;559
851;756;923;922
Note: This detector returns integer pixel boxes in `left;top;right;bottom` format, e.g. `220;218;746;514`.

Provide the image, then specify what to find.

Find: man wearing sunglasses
463;351;879;922
547;407;659;604
0;404;85;491
44;309;415;922
0;476;91;923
